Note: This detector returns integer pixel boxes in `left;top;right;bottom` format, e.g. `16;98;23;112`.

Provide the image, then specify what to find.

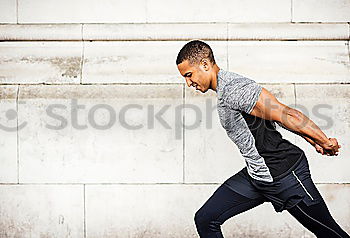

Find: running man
176;40;350;238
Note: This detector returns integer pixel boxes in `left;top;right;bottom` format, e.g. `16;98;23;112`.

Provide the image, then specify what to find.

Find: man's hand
299;134;341;156
300;135;340;156
318;138;341;156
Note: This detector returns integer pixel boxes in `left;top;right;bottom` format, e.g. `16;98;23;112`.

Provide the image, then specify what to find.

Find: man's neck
211;64;220;92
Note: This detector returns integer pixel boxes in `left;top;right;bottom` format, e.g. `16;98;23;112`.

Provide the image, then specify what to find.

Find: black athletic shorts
222;152;322;213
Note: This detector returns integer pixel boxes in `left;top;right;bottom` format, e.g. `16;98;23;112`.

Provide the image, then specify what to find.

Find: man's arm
275;121;315;145
250;88;340;156
275;121;329;155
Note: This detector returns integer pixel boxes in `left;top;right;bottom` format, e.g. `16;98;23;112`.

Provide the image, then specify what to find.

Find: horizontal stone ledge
1;182;349;185
0;24;83;41
0;23;349;41
0;40;348;84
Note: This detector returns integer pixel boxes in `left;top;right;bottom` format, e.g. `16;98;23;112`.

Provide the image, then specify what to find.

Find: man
176;40;349;238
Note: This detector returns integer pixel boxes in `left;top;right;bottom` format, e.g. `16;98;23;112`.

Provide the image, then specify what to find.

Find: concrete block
293;0;350;22
83;23;228;41
184;83;297;183
0;185;84;237
147;0;291;23
0;24;82;41
295;84;350;183
228;41;350;83
18;85;183;183
85;184;203;237
18;0;147;23
82;41;228;84
228;23;349;40
0;86;18;183
0;42;82;84
0;0;16;23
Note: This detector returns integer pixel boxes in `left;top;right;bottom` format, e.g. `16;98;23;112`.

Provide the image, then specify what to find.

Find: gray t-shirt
216;69;306;184
217;69;274;182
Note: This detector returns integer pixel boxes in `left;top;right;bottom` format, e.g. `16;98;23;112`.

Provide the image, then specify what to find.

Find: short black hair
176;40;216;66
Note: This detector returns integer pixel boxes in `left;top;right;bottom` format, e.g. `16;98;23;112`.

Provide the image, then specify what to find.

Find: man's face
177;59;211;93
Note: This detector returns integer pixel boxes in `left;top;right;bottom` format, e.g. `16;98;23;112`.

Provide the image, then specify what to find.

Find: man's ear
200;58;210;71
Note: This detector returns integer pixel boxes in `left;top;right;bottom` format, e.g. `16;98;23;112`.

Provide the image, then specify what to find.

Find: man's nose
185;79;191;87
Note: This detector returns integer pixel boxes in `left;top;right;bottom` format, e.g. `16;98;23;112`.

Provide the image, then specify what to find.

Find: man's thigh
195;171;265;225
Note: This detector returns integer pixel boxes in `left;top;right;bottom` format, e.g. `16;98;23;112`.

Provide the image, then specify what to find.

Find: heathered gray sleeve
224;77;263;114
218;76;273;182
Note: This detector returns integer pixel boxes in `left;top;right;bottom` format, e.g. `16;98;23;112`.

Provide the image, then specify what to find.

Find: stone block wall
0;0;349;237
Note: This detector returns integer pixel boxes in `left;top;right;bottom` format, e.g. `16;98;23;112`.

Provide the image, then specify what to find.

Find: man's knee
194;208;221;229
194;208;213;227
194;209;205;227
194;209;223;233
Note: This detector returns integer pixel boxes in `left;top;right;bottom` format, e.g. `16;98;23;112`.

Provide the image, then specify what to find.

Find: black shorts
222;152;322;213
